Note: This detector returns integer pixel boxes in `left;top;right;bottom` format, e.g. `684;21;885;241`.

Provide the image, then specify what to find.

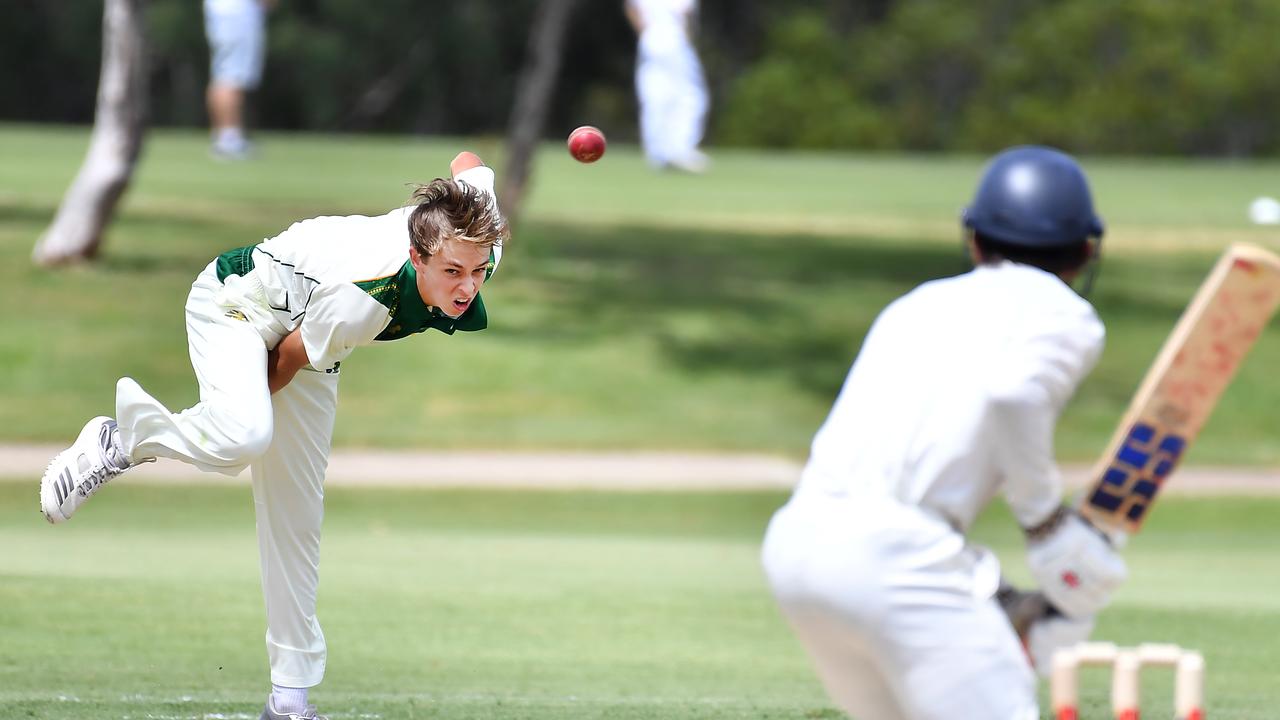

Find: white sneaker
40;416;145;523
211;137;256;161
260;696;328;720
667;149;710;174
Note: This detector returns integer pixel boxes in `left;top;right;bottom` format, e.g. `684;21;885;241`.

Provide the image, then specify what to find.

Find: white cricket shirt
797;261;1104;532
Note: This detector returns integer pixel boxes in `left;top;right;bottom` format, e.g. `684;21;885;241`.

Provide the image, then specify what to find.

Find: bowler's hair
406;177;508;258
973;232;1092;276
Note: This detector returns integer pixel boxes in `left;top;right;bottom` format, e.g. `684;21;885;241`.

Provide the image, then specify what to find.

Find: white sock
271;684;308;715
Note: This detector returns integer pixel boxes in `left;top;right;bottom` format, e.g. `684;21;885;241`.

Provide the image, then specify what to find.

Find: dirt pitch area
1;444;1276;494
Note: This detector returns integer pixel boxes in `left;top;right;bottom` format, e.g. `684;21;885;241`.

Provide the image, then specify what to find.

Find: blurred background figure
204;0;270;160
625;0;709;173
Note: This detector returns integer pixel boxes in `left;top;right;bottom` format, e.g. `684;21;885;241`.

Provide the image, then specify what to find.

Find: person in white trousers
761;146;1128;720
39;152;507;720
626;0;710;172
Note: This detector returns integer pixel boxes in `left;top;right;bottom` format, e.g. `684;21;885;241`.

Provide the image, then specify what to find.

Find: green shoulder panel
215;245;256;282
355;261;489;341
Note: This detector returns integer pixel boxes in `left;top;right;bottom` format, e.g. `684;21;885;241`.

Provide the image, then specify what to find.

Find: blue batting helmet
962;146;1104;248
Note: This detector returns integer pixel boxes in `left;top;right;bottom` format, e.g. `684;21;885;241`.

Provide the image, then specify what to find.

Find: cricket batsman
39;151;508;720
761;146;1128;719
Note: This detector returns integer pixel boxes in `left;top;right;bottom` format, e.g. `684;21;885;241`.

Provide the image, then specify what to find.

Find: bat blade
1081;243;1280;535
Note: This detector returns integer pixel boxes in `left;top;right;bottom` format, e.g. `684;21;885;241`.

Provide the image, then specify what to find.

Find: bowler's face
410;238;491;318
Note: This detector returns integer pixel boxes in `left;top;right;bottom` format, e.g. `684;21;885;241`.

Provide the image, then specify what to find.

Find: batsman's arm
267;329;311;394
990;314;1106;528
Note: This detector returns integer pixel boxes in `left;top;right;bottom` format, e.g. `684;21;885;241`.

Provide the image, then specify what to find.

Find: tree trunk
341;37;432;131
499;0;579;224
33;0;148;267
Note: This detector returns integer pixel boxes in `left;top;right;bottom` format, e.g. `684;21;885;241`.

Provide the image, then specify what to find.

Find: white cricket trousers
115;262;337;688
761;490;1038;720
635;31;708;167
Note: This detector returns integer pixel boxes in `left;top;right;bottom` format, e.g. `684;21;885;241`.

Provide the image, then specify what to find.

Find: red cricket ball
567;125;606;163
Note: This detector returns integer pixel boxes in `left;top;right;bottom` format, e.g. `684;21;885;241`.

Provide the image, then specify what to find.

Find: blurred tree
717;11;894;149
501;0;581;224
32;0;148;267
962;0;1280;156
717;0;1280;156
255;0;535;134
146;1;204;127
718;0;1037;151
5;1;1280;156
0;1;103;123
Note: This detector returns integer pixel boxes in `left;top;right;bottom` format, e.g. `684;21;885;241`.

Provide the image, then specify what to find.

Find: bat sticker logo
1089;422;1187;523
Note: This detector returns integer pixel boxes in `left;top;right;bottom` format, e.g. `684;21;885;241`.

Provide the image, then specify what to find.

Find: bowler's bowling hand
451;151;484;176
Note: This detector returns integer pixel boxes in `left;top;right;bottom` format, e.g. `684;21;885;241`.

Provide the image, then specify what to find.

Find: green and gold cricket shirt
212;166;501;372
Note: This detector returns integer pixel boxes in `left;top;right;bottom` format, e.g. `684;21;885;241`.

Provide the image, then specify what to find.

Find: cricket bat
1080;243;1280;536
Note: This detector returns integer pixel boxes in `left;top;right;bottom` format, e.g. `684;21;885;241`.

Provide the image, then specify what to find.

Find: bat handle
1101;526;1130;550
1075;499;1131;549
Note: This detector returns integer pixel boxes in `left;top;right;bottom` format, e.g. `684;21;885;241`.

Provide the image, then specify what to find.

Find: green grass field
1;482;1278;719
2;124;1280;461
2;125;1279;719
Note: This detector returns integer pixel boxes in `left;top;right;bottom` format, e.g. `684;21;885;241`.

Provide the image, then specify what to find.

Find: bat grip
1074;498;1131;549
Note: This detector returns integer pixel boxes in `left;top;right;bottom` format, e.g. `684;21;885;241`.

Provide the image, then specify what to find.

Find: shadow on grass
1;198;278;276
506;221;1216;400
0;202;56;225
2;202;1232;413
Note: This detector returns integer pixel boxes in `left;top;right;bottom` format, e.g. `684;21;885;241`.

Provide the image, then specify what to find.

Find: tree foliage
5;0;1280;156
961;0;1280;156
720;0;1280;155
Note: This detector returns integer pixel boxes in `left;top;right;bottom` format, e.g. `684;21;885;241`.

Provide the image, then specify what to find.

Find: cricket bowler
761;146;1128;719
39;151;508;720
